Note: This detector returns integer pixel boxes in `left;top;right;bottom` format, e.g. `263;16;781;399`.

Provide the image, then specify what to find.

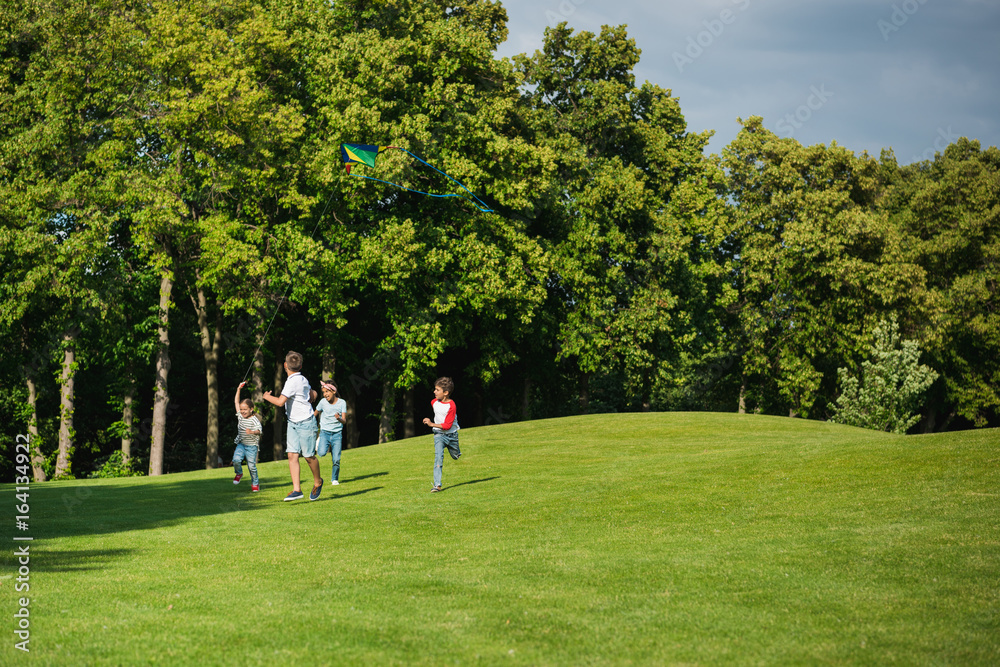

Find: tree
880;140;1000;428
830;319;938;433
301;0;550;435
0;0;145;477
721;117;918;418
113;0;316;471
515;23;733;412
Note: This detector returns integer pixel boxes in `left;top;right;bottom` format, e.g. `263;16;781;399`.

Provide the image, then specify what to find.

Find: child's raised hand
239;381;247;389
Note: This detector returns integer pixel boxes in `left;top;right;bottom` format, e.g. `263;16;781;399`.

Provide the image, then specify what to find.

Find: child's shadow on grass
441;476;500;491
312;486;383;502
342;471;388;483
275;472;388;490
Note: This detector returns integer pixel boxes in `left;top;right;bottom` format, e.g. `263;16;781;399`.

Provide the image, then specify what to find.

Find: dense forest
2;0;998;482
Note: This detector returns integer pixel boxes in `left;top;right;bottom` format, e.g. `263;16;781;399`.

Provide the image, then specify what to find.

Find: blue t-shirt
315;397;346;433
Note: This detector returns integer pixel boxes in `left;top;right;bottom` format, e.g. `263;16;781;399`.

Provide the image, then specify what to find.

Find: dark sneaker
283;491;304;502
233;473;243;485
251;484;260;492
430;486;442;493
449;451;461;461
310;482;323;501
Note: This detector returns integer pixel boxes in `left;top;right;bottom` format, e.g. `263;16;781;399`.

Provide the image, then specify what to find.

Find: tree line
2;0;997;482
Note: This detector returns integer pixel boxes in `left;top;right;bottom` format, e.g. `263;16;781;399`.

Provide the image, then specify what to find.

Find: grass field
3;413;999;665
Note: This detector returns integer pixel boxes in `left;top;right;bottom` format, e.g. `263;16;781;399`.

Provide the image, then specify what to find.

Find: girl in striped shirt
233;381;263;491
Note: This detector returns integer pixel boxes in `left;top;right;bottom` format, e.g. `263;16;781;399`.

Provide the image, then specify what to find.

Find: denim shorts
286;419;318;457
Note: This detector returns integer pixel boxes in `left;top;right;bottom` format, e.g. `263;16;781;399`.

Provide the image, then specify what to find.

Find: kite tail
399;149;494;213
346;147;493;213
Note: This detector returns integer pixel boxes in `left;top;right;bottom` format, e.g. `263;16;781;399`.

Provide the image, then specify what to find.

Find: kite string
239;188;338;386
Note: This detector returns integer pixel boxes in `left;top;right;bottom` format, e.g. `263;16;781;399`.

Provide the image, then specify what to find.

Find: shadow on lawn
442;476;500;491
30;548;135;573
311;486;384;503
341;471;389;483
24;465;390;540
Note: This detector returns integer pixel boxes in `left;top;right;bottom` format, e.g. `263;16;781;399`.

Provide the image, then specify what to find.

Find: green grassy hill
5;413;999;664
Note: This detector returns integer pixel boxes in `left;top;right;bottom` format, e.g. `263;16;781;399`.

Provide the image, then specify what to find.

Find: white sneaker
331;480;340;485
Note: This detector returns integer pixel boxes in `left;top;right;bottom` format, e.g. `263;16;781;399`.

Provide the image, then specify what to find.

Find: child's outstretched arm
235;382;246;412
262;390;288;407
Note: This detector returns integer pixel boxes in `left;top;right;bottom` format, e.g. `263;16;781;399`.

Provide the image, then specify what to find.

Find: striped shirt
235;413;262;447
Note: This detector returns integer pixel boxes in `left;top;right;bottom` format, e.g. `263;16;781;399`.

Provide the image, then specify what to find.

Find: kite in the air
340;143;493;213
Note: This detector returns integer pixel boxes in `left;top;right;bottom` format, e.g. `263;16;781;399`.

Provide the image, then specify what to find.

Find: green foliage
722;117;918;418
515;23;733;408
2;3;998;482
880;140;1000;426
831;319;938;433
88;450;144;479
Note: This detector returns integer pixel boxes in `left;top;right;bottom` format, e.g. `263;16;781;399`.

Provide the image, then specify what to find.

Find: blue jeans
317;430;343;482
233;444;259;485
433;431;461;488
286;419;317;457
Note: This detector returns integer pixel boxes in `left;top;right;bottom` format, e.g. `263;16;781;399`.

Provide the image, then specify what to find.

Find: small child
314;382;347;485
233;381;262;492
422;376;461;492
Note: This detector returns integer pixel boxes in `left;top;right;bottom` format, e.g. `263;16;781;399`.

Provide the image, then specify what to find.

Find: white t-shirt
281;372;314;423
431;399;459;434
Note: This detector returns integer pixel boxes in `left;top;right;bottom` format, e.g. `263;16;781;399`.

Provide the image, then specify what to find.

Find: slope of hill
7;413;999;664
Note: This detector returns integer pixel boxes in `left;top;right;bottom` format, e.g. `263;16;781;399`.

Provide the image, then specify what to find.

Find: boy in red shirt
421;376;461;492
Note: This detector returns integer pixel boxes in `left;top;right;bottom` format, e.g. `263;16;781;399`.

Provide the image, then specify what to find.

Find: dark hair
285;351;303;373
240;398;254;411
435;376;454;396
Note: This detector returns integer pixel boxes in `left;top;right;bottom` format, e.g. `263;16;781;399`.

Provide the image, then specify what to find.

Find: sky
494;0;1000;163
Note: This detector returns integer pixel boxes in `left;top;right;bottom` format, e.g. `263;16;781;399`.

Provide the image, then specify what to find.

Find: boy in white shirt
421;376;461;492
264;351;322;501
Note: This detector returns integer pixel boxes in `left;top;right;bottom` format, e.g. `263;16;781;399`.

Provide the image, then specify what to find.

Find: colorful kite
340;143;493;213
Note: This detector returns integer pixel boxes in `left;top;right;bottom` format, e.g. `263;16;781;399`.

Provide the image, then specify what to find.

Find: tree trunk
340;379;358;450
521;374;532;422
55;330;76;478
378;377;395;443
251;339;266;457
403;387;415;439
25;375;46;482
121;381;135;462
150;267;173;476
578;372;590;414
738;380;746;414
323;319;337;382
192;281;222;469
272;352;285;461
919;408;936;434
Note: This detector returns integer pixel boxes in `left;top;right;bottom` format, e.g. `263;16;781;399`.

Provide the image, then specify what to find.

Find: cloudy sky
494;0;1000;164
